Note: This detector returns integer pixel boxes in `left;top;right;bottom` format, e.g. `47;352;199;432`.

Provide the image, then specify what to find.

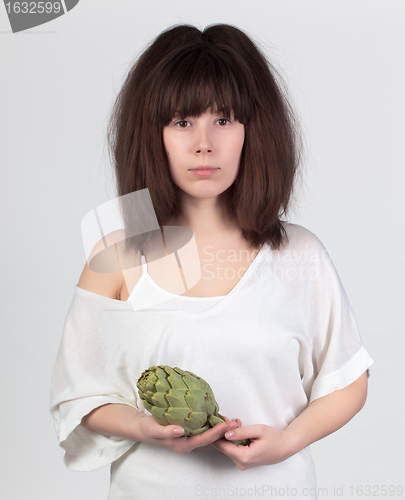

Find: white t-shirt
49;223;374;500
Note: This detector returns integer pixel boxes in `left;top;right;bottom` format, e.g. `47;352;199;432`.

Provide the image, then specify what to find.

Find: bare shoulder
77;230;127;300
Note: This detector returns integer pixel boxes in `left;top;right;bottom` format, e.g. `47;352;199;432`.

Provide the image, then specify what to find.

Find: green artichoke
137;365;250;446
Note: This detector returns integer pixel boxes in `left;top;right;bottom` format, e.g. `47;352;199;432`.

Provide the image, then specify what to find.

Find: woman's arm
212;371;368;470
81;403;238;454
284;370;368;454
81;404;151;440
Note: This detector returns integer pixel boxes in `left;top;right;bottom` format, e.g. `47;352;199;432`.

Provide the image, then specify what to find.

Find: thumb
165;424;185;438
148;418;185;439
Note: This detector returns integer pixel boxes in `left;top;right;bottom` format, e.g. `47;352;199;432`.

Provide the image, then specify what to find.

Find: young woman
50;24;374;499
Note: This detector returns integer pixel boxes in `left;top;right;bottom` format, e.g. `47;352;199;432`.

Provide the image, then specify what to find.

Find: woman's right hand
135;413;238;454
81;403;238;455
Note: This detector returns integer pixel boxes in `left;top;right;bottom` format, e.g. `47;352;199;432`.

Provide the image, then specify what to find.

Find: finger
222;416;242;428
148;420;185;439
224;424;261;442
211;436;233;452
200;422;229;441
226;420;239;431
167;425;185;438
211;436;246;457
188;422;229;447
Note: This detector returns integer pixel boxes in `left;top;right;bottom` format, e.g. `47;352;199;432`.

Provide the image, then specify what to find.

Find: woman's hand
81;403;238;455
211;422;294;470
136;413;239;455
212;372;369;470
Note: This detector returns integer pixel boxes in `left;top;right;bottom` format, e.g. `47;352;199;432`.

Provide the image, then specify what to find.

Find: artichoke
137;365;250;446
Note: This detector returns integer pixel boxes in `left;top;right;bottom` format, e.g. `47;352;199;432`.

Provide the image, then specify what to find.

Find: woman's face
163;109;245;201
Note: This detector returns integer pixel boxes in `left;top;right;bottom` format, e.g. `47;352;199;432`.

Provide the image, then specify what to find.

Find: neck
171;191;238;236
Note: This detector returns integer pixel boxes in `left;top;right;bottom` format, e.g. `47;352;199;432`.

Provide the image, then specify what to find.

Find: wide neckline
141;242;267;300
75;241;268;318
140;242;267;318
126;262;226;302
141;274;226;300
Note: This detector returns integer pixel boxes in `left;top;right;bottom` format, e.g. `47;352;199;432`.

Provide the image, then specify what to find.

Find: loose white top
50;223;374;499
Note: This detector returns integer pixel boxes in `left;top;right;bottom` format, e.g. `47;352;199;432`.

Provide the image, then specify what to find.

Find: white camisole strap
140;254;147;275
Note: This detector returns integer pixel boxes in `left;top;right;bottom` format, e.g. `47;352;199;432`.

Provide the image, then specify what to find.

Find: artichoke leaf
184;392;210;413
148;406;166;419
149;407;168;425
184;411;211;430
165;389;189;408
139;390;155;405
151;391;168;408
155;376;171;392
164;367;184;390
208;414;226;426
188;425;210;436
204;394;218;415
140;399;153;413
155;366;169;380
193;375;216;399
181;373;205;392
164;407;194;425
137;370;158;393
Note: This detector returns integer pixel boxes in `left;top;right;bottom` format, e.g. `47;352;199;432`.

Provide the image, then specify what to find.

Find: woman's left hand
214;373;370;470
211;419;295;470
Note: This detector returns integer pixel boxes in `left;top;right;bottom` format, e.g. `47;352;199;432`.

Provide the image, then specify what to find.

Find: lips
189;167;219;177
189;166;218;171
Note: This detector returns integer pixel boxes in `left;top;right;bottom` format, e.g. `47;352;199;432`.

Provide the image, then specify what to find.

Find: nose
195;124;212;154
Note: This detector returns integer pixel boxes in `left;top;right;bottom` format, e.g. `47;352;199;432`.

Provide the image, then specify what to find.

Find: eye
174;119;190;128
217;118;231;126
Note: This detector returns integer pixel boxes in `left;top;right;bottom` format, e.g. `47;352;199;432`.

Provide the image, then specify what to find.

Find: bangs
154;48;252;126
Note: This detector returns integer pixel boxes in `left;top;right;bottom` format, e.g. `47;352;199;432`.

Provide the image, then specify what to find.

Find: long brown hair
107;23;302;255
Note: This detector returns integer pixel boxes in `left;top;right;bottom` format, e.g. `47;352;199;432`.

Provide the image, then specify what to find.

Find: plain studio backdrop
1;1;404;498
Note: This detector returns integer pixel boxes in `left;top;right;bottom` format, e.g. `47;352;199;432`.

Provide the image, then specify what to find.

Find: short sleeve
49;287;140;471
292;228;375;403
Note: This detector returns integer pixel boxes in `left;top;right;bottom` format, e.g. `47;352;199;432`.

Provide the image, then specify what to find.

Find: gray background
1;0;404;498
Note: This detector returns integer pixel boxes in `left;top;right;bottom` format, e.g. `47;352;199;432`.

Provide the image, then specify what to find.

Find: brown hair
107;23;302;255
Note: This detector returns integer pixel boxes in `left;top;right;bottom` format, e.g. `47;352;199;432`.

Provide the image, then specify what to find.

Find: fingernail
173;428;184;435
225;430;235;439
